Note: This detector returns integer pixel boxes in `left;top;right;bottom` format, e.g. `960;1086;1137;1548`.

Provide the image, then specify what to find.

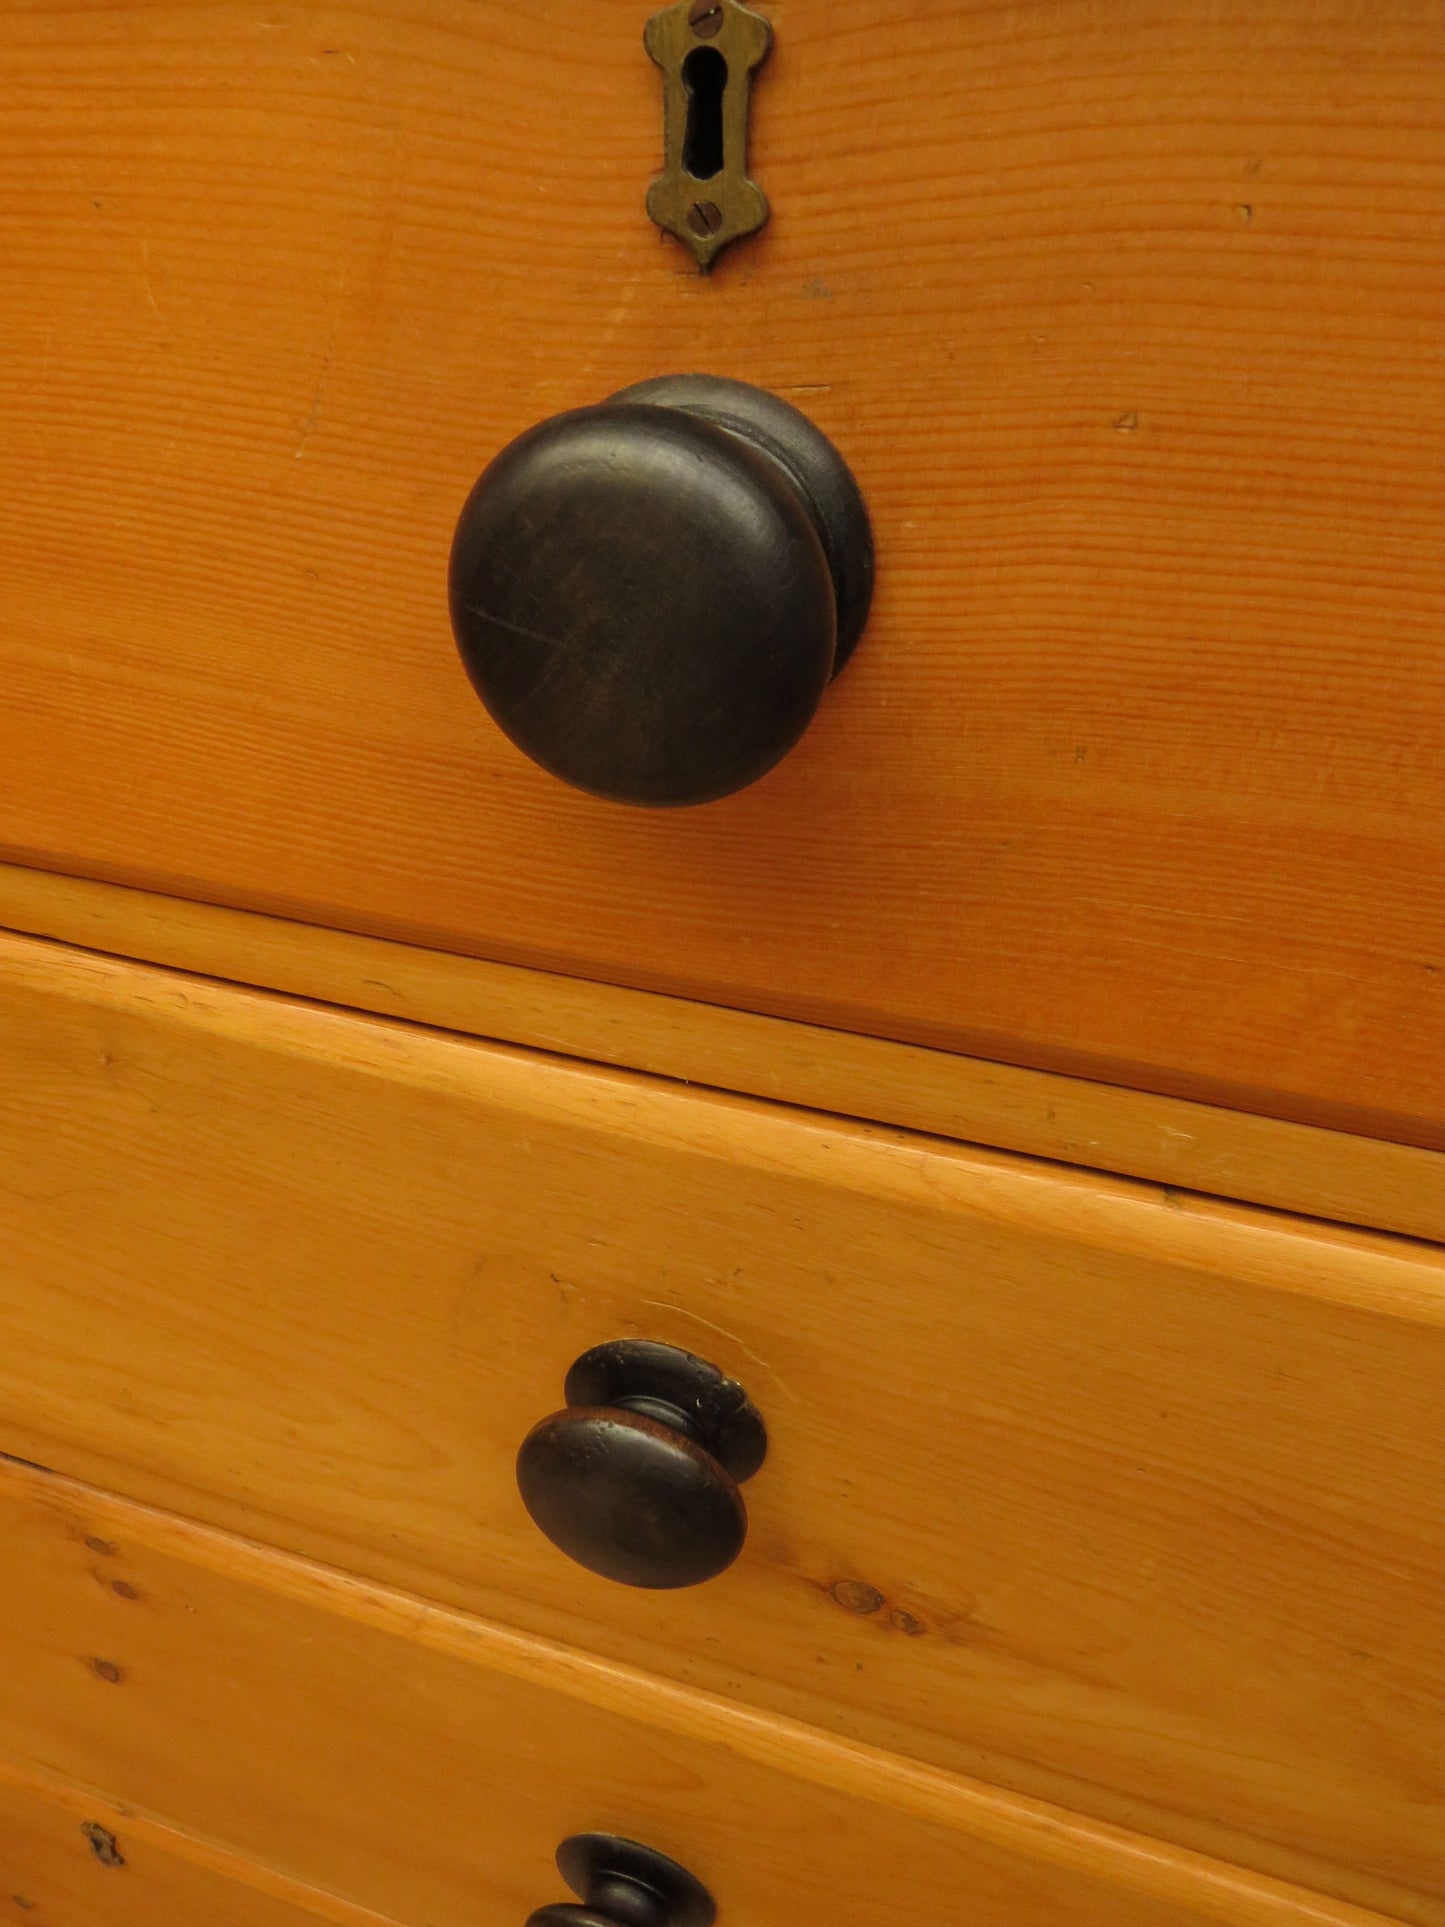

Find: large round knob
515;1340;767;1590
448;374;873;806
526;1834;716;1927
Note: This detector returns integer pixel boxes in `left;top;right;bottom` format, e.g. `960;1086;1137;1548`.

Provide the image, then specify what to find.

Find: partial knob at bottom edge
526;1833;716;1927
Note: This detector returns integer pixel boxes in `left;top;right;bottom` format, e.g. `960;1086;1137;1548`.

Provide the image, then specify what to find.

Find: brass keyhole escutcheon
644;0;773;270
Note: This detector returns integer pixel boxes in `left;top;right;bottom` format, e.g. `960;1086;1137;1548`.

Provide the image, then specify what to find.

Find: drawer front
0;932;1442;1918
0;1760;379;1927
0;1457;1401;1927
1;4;1443;1143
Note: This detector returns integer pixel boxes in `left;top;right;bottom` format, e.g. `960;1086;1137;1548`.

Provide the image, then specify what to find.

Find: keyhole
682;45;728;180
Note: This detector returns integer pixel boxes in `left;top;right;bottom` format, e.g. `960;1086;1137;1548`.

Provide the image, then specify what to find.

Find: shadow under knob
448;374;873;807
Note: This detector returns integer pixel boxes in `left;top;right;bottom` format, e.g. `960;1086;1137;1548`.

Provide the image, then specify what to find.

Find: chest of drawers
0;4;1442;1924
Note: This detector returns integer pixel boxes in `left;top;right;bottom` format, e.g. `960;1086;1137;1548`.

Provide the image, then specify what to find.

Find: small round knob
515;1340;767;1590
526;1834;715;1927
449;374;873;806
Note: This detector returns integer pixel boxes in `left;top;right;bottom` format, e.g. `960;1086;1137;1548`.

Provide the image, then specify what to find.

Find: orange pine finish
5;857;1444;1242
1;931;1444;1918
0;1757;402;1927
0;1458;1416;1927
0;2;1442;1145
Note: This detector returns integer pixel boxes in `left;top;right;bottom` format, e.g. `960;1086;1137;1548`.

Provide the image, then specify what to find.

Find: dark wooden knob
449;374;873;806
515;1340;767;1590
526;1834;716;1927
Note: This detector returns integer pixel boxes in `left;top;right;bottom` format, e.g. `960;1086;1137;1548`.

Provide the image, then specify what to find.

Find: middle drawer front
0;931;1443;1916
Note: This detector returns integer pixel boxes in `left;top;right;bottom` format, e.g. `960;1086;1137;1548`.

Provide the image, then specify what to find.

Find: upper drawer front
1;3;1443;1145
1;932;1441;1921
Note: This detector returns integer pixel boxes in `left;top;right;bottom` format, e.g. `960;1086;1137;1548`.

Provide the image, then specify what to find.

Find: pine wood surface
0;1457;1416;1927
0;3;1443;1143
0;1755;403;1927
0;930;1442;1917
3;858;1443;1243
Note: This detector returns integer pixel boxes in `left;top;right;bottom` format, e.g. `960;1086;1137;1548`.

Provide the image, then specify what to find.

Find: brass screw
688;0;725;37
687;200;723;237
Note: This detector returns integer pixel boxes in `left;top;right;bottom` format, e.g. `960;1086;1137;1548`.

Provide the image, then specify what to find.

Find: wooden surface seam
1;859;1442;1247
2;921;1442;1325
0;1750;406;1927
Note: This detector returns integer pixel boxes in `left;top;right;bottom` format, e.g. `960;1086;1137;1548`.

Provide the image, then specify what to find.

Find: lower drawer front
0;933;1443;1917
0;1760;376;1927
0;1459;1396;1927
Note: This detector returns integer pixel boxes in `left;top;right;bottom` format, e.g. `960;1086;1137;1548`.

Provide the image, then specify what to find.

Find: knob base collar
564;1339;767;1482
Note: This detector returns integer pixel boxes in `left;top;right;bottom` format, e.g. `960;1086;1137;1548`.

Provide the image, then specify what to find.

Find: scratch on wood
294;198;354;455
140;240;163;322
639;1299;795;1401
293;362;330;457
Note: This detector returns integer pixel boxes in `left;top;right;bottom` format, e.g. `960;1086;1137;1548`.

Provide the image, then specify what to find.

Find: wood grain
0;3;1443;1144
0;931;1442;1919
0;1756;401;1927
0;1457;1412;1927
4;858;1444;1244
